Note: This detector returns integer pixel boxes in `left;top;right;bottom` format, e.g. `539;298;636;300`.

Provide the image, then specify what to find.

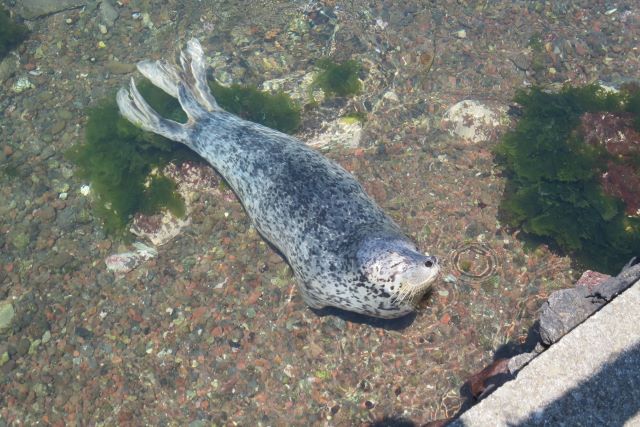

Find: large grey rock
539;259;640;345
17;0;86;19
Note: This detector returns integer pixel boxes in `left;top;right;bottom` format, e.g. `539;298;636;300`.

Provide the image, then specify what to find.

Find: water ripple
449;242;499;283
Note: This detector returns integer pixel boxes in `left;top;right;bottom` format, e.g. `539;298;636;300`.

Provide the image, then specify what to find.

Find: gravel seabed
1;1;637;425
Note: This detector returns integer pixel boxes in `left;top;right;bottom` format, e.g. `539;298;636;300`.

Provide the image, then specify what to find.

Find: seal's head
355;236;440;318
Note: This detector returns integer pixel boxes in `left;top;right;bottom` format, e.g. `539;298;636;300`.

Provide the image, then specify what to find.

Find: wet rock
575;270;611;288
539;259;640;346
17;0;86;19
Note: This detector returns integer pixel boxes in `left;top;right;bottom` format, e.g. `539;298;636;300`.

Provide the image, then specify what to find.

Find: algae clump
209;81;301;134
495;84;640;273
313;58;362;97
67;80;194;237
0;6;28;59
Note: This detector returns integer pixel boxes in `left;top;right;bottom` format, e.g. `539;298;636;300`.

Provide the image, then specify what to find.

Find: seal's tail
116;39;220;145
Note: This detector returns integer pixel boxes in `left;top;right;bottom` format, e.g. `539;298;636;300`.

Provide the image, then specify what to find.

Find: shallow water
1;1;637;425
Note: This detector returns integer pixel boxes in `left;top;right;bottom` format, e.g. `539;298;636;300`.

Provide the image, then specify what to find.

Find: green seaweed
0;5;28;59
208;81;301;134
313;58;362;97
67;80;194;238
342;111;368;123
495;84;640;273
141;174;185;217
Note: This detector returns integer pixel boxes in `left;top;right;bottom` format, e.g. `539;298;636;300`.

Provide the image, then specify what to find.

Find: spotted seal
117;39;439;318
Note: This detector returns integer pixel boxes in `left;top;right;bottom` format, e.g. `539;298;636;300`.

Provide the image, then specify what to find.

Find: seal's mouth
392;257;440;306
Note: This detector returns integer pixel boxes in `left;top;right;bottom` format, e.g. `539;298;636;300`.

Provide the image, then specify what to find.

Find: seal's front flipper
116;78;190;144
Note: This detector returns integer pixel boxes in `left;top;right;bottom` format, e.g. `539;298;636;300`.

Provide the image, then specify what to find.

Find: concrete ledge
453;280;640;426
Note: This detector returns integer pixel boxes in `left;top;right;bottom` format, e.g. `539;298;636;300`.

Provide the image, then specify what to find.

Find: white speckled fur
117;39;439;318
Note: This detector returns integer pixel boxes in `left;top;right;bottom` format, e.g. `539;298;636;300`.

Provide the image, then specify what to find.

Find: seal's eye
424;256;437;268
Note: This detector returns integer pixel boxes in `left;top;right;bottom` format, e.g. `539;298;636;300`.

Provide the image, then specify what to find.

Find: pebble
8;230;29;251
58;110;74;121
50;120;67;135
49;252;75;270
12;76;34;93
75;326;94;339
443;274;458;283
17;338;30;357
0;302;15;331
35;206;56;222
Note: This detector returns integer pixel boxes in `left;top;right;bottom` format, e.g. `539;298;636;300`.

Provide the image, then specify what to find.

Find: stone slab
452;280;640;426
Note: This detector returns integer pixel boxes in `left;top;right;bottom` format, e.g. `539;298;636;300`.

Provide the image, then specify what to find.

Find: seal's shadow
311;307;417;330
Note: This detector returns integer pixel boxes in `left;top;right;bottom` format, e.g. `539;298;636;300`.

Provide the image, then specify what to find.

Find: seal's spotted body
117;40;439;318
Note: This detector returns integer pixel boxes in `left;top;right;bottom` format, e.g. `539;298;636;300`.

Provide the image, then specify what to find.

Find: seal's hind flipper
176;81;209;123
181;39;220;112
117;78;190;144
137;59;181;98
134;59;207;124
135;39;220;114
117;39;222;144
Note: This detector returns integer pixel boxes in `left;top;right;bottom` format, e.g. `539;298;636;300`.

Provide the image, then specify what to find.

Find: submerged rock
130;161;222;246
105;242;157;275
16;0;86;19
441;100;502;144
306;117;363;149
